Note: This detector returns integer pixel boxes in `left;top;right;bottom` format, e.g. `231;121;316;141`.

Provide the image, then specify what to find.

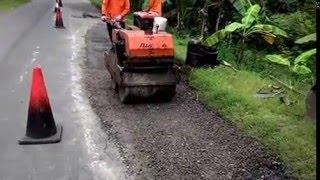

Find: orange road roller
104;12;179;103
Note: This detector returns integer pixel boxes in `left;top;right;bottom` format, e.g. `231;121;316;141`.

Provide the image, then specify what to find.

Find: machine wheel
161;85;176;102
118;85;176;103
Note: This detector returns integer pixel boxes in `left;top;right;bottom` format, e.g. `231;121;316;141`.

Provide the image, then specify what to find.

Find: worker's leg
106;22;113;42
120;21;125;29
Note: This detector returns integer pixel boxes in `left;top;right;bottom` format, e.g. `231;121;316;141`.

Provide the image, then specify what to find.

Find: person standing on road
143;0;163;16
101;0;130;41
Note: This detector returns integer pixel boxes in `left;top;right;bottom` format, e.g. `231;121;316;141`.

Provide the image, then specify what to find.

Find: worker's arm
120;0;130;18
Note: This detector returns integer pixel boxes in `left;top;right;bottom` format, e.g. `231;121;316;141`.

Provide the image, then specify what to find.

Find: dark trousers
106;22;125;42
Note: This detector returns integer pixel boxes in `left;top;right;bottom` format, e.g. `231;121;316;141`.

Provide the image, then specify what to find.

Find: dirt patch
81;22;290;179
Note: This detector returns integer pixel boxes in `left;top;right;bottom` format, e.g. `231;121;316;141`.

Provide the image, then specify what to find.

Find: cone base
54;25;65;29
18;124;63;145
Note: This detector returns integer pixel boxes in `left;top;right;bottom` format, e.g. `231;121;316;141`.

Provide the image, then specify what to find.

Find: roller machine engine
104;12;178;103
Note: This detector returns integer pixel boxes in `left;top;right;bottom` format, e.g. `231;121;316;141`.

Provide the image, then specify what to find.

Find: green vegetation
89;0;101;9
167;28;189;63
174;36;188;63
189;67;316;179
0;0;29;11
205;4;288;64
266;33;316;75
169;0;316;178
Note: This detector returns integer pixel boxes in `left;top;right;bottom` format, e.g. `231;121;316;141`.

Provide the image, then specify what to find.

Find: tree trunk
236;39;245;65
215;3;223;31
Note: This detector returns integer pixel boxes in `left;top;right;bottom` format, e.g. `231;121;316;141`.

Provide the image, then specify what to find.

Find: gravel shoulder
82;22;290;179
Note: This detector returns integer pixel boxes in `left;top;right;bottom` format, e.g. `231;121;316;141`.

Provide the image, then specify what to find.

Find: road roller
104;12;179;103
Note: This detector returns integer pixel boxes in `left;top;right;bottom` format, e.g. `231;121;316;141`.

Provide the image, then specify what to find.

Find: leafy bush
264;0;304;13
205;4;287;66
270;11;316;40
216;41;238;63
265;33;316;78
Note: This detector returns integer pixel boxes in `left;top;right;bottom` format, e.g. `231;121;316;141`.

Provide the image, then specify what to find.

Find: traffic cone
55;7;64;28
58;0;63;7
18;66;62;145
54;2;59;13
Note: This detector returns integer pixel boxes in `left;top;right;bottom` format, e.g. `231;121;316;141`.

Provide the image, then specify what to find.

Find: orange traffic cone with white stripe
55;7;64;28
18;66;62;145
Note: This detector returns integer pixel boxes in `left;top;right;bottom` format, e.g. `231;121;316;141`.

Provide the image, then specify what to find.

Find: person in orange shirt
101;0;130;41
143;0;162;16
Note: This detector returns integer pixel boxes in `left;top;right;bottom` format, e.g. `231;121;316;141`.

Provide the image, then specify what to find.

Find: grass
89;0;101;9
189;67;316;179
0;0;29;11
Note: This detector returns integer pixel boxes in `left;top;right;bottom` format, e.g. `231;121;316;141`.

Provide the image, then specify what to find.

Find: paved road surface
0;0;126;179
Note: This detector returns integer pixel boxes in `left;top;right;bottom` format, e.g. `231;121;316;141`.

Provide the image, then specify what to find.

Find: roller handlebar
102;18;123;29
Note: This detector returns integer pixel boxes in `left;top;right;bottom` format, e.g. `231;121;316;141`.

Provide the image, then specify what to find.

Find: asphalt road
0;0;126;179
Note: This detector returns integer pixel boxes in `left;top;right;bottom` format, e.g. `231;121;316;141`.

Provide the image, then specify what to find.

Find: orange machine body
116;30;174;59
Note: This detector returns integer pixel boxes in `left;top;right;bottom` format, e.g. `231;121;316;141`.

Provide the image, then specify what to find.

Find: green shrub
216;41;313;92
264;0;304;13
270;11;315;40
216;41;237;63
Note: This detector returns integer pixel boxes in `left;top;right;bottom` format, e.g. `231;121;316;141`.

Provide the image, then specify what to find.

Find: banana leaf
294;48;316;64
292;64;312;74
265;54;290;66
295;33;316;44
225;22;245;32
204;30;227;46
241;4;261;28
251;24;288;37
261;32;276;45
227;0;251;16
